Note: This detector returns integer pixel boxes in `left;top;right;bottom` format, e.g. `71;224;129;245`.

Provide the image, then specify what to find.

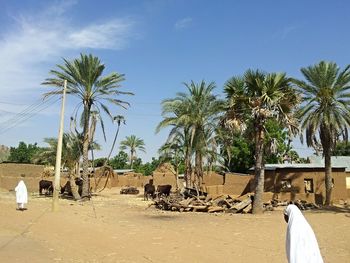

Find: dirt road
0;188;349;262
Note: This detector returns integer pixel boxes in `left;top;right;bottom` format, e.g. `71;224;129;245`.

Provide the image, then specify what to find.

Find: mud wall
223;173;253;196
264;168;348;204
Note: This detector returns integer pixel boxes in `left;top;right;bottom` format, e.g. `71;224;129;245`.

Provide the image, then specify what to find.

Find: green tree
37;133;85;200
157;81;222;186
8;142;42;164
159;131;185;189
119;135;146;169
217;130;254;173
94;158;107;167
223;70;299;213
295;61;350;205
133;157;161;176
333;141;350;156
109;151;129;169
42;54;132;198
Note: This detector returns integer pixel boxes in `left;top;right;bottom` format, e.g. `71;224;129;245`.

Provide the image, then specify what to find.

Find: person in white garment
284;204;323;263
15;179;28;211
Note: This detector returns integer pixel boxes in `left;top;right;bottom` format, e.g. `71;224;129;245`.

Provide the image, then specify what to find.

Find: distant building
252;162;349;204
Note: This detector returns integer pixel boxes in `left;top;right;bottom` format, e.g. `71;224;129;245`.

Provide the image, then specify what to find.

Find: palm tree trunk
184;147;191;187
324;148;333;205
130;150;134;169
195;150;203;186
106;123;121;161
81;103;91;199
252;125;265;214
69;170;81;200
174;152;179;191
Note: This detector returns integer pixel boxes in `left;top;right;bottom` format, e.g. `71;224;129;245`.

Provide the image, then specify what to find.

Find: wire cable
0;88;63;135
0;96;61;135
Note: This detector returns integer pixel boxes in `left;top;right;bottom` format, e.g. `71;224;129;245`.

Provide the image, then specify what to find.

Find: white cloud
174;17;193;30
0;1;135;102
68;19;133;49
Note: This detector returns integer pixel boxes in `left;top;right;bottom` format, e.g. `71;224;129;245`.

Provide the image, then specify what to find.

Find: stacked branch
264;199;319;211
153;193;254;214
153;193;319;213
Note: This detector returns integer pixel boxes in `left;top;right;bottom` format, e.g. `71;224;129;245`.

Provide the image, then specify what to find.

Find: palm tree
223;70;299;214
42;54;132;199
119;135;146;169
156;98;193;186
93;115;125;192
294;61;350;205
158;131;185;190
37;133;84;200
107;115;126;162
157;81;222;187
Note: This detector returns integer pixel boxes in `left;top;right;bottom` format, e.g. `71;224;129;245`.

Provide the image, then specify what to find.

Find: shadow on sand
309;205;350;214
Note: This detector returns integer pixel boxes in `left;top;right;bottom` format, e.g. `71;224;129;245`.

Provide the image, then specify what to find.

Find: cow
39;180;54;195
60;177;83;196
156;184;172;198
144;179;155;201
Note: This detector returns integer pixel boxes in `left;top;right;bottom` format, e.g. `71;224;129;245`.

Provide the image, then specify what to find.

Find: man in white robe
15;180;28;211
284;204;323;263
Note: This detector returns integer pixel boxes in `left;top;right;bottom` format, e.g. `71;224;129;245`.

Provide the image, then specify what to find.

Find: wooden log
212;195;226;201
205;196;213;203
208;206;225;213
242;204;252;214
234;193;253;202
188;205;208;210
179;197;195;207
192;205;208;212
228;197;252;212
216;199;232;208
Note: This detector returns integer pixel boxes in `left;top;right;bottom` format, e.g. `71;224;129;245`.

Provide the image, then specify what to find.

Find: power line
0;97;61;135
0;100;27;106
0;88;61;127
0;89;62;135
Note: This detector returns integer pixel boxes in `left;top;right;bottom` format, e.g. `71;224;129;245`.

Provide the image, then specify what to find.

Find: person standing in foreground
284;204;323;263
15;178;28;211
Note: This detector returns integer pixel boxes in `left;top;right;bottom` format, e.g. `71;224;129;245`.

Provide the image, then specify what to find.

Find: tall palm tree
119;135;146;169
42;54;132;199
106;115;126;162
157;80;222;187
294;61;350;205
223;70;299;214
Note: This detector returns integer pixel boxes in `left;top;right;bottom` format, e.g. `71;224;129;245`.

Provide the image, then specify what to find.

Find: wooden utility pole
52;80;67;212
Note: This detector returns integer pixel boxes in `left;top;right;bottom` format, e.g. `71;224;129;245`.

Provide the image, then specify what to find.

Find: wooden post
52;80;67;212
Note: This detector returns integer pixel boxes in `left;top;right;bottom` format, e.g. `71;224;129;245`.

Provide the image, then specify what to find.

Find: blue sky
0;0;349;162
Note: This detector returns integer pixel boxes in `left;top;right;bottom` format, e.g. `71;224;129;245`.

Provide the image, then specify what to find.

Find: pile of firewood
153;193;253;213
120;186;140;195
264;199;319;211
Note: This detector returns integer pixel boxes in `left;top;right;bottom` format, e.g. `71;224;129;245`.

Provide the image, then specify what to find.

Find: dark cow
39;180;54;195
60;178;83;196
156;184;172;197
144;179;155;201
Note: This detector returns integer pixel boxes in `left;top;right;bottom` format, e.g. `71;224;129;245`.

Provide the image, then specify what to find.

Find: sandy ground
0;188;349;263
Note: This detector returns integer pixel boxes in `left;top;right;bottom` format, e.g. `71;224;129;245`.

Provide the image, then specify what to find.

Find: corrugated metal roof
113;169;134;173
263;163;347;171
308;156;350;172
